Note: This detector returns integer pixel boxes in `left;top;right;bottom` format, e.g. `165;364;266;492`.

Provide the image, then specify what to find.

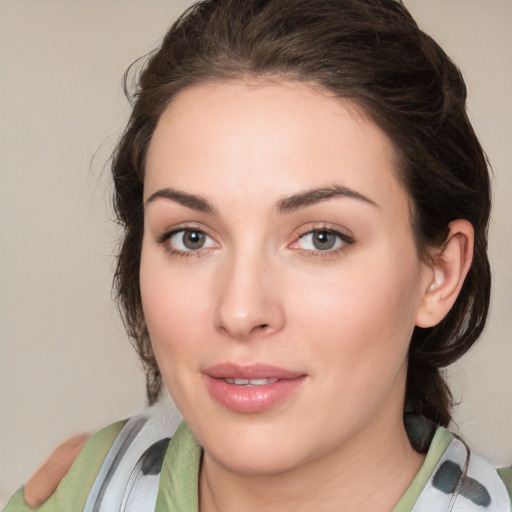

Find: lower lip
204;375;306;413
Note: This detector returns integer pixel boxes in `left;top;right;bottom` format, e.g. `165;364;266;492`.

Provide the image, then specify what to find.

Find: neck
199;413;425;512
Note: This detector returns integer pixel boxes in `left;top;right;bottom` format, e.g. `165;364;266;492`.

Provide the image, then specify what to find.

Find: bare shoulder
24;433;91;508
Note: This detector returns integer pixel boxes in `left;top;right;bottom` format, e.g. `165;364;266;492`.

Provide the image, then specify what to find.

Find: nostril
248;323;269;335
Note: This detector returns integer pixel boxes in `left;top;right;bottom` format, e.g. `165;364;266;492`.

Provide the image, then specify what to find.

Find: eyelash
157;225;217;258
292;225;355;258
157;224;355;259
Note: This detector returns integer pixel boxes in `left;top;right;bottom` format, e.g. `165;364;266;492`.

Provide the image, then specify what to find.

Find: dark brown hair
112;0;491;427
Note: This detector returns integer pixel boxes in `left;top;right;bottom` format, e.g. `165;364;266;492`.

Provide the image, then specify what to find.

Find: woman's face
140;80;431;475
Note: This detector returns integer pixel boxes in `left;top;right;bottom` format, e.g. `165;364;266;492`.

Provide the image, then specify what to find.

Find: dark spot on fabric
432;460;492;507
141;437;171;476
460;476;492;507
433;460;461;494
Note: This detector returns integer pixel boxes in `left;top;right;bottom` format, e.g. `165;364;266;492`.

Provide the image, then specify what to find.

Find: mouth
203;363;307;413
204;362;305;380
222;377;279;386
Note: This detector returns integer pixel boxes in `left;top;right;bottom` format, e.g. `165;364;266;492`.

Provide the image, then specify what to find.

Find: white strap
413;438;510;512
83;397;182;512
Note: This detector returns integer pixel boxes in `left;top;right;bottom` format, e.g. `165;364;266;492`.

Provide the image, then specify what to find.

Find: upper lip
204;363;306;380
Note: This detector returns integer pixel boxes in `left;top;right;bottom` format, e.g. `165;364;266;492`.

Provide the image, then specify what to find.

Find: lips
203;363;307;413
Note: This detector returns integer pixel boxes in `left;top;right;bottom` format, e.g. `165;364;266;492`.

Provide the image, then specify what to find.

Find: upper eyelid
294;222;354;239
154;222;354;249
158;223;213;238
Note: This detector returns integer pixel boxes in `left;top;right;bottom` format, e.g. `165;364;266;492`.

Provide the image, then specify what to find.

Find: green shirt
3;420;511;511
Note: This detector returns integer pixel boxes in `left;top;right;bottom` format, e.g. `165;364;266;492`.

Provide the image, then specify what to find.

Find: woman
4;0;511;510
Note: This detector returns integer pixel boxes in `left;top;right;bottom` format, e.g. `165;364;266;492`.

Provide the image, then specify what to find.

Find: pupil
313;231;335;250
183;231;205;249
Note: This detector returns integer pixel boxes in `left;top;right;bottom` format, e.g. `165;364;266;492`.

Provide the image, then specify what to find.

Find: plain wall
1;0;511;503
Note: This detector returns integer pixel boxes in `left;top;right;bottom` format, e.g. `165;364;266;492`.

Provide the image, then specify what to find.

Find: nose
213;251;285;341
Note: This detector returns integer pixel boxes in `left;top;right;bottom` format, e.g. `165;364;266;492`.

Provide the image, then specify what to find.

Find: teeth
249;378;276;386
224;378;279;386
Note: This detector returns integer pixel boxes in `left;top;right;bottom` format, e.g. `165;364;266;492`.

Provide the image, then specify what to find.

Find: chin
209;442;306;477
195;416;326;477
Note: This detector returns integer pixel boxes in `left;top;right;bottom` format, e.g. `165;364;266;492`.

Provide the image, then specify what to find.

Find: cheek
291;246;424;375
140;258;214;417
139;245;209;363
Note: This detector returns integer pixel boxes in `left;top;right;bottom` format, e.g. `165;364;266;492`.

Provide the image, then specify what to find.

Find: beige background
1;0;511;503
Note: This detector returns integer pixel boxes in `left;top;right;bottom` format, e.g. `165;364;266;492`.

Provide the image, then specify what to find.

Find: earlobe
415;219;474;328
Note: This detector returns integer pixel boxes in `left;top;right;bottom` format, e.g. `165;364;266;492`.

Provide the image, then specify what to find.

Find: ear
415;219;474;328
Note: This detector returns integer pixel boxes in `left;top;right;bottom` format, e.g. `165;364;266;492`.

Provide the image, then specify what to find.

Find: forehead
144;80;408;215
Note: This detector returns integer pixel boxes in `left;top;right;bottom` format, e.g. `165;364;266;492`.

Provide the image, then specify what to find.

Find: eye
294;228;353;253
160;228;217;254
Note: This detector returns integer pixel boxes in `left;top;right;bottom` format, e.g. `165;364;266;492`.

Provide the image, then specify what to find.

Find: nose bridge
214;243;284;340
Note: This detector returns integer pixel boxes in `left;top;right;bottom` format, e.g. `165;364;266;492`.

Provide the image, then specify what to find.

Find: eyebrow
144;184;377;215
145;187;218;214
276;185;378;212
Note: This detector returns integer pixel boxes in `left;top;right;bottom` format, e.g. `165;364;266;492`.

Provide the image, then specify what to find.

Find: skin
140;80;467;512
23;433;90;507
